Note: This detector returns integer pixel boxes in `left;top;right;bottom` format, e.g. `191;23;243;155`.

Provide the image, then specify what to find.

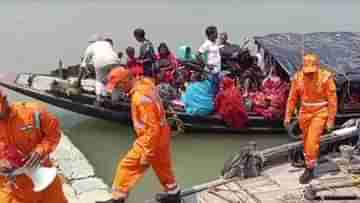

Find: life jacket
12;101;47;130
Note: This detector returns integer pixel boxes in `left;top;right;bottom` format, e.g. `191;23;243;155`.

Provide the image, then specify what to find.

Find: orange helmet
303;53;320;73
106;66;132;92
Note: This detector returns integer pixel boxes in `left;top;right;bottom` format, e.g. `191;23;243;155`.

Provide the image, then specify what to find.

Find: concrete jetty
52;134;112;203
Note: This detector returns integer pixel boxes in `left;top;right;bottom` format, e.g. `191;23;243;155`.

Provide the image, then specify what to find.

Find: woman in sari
253;67;289;120
156;43;179;83
215;76;248;128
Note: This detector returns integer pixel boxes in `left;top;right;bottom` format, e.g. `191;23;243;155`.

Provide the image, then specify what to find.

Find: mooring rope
166;105;185;136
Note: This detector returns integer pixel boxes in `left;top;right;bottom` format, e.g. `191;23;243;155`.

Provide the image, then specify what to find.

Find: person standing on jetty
0;89;68;203
284;53;337;184
98;67;180;203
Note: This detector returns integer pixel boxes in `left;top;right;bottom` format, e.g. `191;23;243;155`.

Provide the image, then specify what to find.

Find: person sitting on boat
156;42;179;84
181;73;217;116
125;46;144;79
252;66;289;120
133;28;157;78
218;32;231;48
176;45;196;61
284;53;337;184
80;34;120;106
215;76;248;128
172;67;190;98
175;45;199;89
97;67;181;203
0;89;68;203
218;32;242;73
239;53;264;97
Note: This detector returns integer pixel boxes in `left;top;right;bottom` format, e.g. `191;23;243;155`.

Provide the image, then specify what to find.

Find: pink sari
253;77;289;120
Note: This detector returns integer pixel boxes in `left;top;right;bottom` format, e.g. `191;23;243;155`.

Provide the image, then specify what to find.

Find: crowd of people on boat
78;26;290;129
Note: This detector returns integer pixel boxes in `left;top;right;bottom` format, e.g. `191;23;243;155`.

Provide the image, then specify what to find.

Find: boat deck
192;154;360;203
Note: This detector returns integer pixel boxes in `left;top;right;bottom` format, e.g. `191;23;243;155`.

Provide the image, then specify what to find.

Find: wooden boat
2;32;360;137
0;72;285;133
146;119;360;203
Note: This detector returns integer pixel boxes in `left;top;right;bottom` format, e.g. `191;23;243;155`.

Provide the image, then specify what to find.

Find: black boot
155;191;181;203
299;168;314;184
291;159;306;168
95;199;125;203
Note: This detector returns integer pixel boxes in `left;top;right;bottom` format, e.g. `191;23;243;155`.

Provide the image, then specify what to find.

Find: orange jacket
285;68;337;127
0;102;60;163
130;78;171;160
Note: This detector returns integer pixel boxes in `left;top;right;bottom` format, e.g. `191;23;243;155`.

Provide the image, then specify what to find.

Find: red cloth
156;53;179;83
215;77;248;128
127;58;144;78
0;143;25;169
253;77;289;120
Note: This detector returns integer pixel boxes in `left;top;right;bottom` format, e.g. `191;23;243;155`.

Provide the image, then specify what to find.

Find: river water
0;1;359;202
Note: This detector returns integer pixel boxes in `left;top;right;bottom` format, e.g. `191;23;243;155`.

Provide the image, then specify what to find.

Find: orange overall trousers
285;69;337;168
112;78;178;194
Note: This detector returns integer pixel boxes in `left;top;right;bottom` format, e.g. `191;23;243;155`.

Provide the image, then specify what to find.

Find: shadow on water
64;117;292;203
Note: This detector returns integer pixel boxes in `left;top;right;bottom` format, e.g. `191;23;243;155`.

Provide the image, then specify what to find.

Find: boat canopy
254;32;360;77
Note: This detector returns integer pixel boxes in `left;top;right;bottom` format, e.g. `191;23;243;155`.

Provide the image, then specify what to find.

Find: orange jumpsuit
285;68;337;168
112;78;178;194
0;102;68;203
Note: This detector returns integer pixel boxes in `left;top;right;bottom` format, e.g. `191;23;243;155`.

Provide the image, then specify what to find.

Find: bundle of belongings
250;74;289;120
181;75;217;116
215;76;248;128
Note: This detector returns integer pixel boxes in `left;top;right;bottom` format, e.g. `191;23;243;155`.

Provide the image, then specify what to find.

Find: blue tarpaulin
181;78;217;116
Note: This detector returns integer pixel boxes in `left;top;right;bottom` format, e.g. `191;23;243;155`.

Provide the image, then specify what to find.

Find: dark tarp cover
254;32;360;77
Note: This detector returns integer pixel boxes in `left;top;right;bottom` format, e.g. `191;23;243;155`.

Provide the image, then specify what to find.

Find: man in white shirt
197;26;221;74
80;35;120;105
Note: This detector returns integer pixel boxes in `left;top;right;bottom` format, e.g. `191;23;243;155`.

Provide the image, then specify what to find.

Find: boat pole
145;177;240;203
59;59;64;79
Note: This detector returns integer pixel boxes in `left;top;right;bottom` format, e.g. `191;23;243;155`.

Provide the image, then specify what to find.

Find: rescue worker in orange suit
284;53;337;184
98;67;180;203
0;89;68;203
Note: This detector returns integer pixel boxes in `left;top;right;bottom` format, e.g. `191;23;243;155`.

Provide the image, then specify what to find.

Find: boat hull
1;72;360;133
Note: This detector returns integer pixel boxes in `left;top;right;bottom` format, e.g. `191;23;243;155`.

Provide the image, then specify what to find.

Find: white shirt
256;51;265;73
198;39;221;73
81;41;119;69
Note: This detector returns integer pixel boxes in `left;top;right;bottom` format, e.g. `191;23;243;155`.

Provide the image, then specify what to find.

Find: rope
352;174;360;188
166;105;185;136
